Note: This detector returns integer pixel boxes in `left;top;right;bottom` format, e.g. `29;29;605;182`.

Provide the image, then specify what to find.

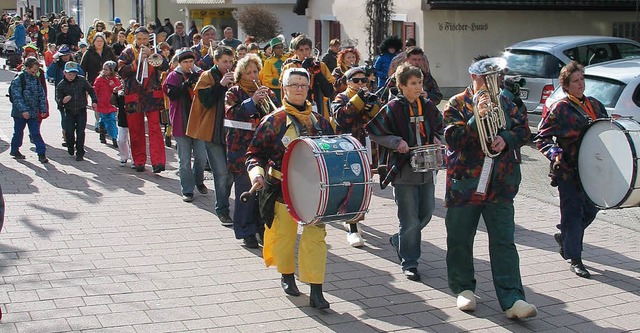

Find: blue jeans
98;112;118;139
557;179;599;260
203;142;231;216
175;136;207;196
390;181;435;270
231;172;264;239
11;116;46;155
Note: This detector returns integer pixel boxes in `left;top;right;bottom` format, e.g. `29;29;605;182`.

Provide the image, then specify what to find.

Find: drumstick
240;182;261;203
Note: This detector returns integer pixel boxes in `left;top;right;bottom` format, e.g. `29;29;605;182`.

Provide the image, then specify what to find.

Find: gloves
301;58;315;70
187;73;200;85
549;146;563;160
357;88;368;101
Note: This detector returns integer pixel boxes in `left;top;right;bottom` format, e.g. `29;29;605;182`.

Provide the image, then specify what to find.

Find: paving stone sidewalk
0;67;638;332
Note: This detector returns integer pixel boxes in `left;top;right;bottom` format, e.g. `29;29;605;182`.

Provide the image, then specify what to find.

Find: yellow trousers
263;202;327;284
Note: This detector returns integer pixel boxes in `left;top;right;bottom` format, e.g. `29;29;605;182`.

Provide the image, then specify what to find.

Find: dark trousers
232;172;264;239
64;110;87;156
557;179;599;260
446;203;526;311
11;116;46;155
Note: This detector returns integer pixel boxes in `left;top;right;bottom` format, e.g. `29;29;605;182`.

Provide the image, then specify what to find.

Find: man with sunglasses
331;66;382;247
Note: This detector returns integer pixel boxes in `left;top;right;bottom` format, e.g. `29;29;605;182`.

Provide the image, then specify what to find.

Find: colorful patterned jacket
536;96;607;183
443;86;529;207
331;87;381;145
246;100;334;182
117;44;169;113
225;86;270;175
366;94;443;187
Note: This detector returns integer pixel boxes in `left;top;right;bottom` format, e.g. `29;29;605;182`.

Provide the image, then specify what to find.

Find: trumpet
469;57;507;158
253;80;277;115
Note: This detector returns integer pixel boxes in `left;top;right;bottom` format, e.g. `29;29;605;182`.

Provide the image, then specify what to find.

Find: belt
224;119;255;131
267;167;282;180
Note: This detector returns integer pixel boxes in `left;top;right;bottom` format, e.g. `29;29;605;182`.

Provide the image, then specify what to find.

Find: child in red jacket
93;61;121;146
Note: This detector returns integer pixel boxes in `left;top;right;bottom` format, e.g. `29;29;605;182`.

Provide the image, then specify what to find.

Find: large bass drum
282;135;374;226
578;118;640;209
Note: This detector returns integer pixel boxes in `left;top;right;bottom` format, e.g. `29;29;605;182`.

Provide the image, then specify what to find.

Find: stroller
3;39;22;70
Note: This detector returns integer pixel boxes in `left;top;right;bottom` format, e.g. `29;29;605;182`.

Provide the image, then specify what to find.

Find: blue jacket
46;59;85;86
10;71;48;118
12;23;26;54
374;52;395;88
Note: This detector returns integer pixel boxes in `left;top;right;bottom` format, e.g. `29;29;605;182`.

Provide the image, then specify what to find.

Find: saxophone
469;57;508;158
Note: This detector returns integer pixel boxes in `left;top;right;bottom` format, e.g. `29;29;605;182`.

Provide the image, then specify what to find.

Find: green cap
269;36;284;49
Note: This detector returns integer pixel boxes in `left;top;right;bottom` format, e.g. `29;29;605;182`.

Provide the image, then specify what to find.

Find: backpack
7;72;26;103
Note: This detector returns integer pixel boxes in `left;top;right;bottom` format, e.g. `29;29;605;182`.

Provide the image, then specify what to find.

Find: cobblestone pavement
0;66;638;332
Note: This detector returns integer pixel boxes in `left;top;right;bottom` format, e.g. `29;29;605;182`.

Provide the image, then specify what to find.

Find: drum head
282;139;321;223
578;120;638;208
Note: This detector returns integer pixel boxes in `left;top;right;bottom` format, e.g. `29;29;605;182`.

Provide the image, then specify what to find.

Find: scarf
284;98;313;132
567;93;596;120
239;76;258;95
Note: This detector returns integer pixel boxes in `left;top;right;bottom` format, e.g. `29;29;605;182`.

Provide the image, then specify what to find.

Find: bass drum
282;135;374;226
578;118;640;209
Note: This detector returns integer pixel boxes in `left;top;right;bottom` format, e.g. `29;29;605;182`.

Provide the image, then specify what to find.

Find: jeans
175;135;207;195
11;116;46;155
445;203;526;311
203;141;231;216
231;172;264;239
64;110;87;156
390;181;436;271
557;179;599;260
98;112;118;139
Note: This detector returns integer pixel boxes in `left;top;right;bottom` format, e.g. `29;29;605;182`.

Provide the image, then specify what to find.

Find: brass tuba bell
468;57;508;158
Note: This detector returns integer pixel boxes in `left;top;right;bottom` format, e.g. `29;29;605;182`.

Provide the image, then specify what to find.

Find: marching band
16;15;629;318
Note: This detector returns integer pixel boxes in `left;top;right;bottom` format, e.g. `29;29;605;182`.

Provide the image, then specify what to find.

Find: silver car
503;36;640;128
543;58;640;123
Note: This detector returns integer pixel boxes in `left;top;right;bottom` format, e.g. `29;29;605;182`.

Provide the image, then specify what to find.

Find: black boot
309;284;329;309
280;273;300;296
99;124;107;143
570;259;591;278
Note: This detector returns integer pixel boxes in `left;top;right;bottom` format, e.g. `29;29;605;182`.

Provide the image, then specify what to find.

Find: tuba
469;57;507;158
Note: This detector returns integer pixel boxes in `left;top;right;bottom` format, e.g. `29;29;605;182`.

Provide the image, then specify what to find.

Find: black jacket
80;45;117;85
56;75;98;113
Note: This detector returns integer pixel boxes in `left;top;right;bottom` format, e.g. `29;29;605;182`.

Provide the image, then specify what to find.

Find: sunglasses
349;77;367;84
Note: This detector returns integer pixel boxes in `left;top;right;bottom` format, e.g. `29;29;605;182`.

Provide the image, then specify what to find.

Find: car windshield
503;50;561;78
547;76;625;108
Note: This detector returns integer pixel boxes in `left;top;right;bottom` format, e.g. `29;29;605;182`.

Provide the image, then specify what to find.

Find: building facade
304;0;640;96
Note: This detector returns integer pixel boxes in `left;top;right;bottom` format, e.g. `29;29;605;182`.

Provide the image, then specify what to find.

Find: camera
504;76;526;95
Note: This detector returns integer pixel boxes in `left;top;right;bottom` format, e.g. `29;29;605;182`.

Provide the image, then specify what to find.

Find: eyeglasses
286;84;309;90
349;77;367;84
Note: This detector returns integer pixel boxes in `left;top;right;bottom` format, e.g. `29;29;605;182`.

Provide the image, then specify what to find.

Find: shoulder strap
567;99;593;123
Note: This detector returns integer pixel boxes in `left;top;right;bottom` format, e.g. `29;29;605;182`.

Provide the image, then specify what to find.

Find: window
584;76;625;108
503;50;561;78
615;43;640;58
564;43;614;66
613;22;640;42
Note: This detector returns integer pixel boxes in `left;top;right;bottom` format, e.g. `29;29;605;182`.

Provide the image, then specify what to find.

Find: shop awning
175;0;225;4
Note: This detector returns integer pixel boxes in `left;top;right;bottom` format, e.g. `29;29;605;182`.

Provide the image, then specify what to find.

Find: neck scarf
567;94;596;120
284;98;313;132
239;76;258;95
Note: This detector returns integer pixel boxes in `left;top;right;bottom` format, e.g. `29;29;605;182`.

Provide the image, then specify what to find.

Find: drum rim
282;137;320;225
578;118;639;209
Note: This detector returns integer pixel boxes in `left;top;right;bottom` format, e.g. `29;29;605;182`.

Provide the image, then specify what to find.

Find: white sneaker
347;232;364;247
456;290;476;311
505;300;537;319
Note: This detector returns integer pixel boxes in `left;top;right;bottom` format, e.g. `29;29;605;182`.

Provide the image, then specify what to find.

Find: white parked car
542;58;640;123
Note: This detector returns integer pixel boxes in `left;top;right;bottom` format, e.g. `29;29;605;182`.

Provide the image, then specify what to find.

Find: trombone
253;80;277;114
136;32;163;84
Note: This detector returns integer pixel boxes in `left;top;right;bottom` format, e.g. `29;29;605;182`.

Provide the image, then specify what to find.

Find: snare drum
282;135;374;226
410;144;447;173
578;118;640;209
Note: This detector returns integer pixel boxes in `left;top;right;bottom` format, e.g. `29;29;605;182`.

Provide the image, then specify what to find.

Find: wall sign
438;22;489;31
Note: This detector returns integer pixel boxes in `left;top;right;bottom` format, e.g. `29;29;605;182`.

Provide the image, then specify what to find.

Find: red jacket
93;75;121;114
